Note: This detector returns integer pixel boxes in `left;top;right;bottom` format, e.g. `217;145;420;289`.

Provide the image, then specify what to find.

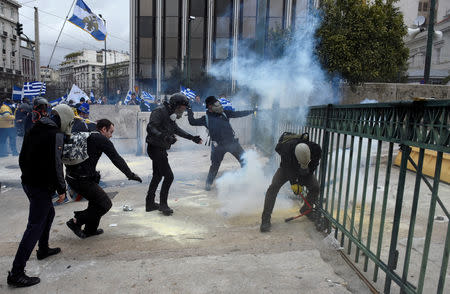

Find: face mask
170;113;177;121
211;102;223;114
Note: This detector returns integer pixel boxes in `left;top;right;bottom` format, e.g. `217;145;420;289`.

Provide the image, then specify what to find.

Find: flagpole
38;0;77;96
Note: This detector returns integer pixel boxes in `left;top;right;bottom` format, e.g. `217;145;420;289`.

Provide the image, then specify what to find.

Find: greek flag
142;91;154;103
219;98;234;111
68;0;107;41
23;81;46;98
180;86;196;100
12;85;22;101
49;97;62;107
123;90;132;105
90;90;95;102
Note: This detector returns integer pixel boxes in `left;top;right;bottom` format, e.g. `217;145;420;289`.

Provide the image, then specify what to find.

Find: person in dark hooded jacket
187;96;253;190
7;104;74;288
145;93;202;215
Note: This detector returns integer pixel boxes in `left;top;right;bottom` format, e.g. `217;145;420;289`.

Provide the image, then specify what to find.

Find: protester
24;98;51;134
191;95;204;111
128;92;139;105
72;103;96;132
260;133;322;232
7;104;74;287
187;96;253;190
0;98;18;156
66;119;142;238
145;93;202;215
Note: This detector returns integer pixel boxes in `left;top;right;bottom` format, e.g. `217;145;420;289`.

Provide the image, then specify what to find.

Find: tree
316;0;409;84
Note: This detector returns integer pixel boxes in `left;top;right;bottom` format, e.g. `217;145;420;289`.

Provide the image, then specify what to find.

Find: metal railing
253;100;450;294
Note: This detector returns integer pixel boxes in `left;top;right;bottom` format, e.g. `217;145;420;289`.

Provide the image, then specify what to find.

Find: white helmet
295;143;310;169
53;104;75;135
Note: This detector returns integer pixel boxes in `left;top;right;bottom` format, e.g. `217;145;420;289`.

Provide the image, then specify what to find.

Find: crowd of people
3;92;321;288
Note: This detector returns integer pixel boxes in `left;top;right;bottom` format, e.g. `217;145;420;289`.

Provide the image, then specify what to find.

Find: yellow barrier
394;147;450;184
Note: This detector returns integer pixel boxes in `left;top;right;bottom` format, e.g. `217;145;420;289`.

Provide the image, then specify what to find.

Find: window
423;2;428;12
0;3;4;15
92;73;95;79
418;2;422;11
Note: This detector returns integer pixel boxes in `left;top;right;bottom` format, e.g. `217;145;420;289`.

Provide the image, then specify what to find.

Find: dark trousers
206;140;245;185
146;145;173;206
261;167;320;221
66;177;112;234
11;184;55;275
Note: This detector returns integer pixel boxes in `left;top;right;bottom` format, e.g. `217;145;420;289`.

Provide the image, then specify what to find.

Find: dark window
418;2;422;11
191;39;204;59
216;17;231;38
243;0;257;16
216;0;232;17
190;18;204;38
423;2;428;12
190;0;206;17
242;18;256;38
165;17;178;37
269;0;284;17
139;16;154;38
215;38;230;59
165;38;178;58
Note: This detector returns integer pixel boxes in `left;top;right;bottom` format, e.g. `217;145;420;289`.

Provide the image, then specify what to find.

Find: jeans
206;140;245;185
146;145;173;206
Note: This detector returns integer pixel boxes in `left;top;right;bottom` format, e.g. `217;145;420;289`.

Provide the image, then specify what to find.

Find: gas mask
211;101;224;114
169;113;177;121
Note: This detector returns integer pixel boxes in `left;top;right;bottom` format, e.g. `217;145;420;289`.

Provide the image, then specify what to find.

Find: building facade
58;49;129;96
130;0;315;97
398;0;450;83
0;0;21;98
40;66;59;83
20;39;35;82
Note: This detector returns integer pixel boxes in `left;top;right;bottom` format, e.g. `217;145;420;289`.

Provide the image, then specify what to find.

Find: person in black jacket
65;119;142;238
72;103;96;132
260;133;322;232
7;104;74;287
145;93;202;215
187;96;253;191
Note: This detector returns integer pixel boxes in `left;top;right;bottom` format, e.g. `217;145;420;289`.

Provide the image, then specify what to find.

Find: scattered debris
435;215;447;222
109;223;118;227
323;231;344;250
122;204;133;211
67;265;71;269
119;182;125;187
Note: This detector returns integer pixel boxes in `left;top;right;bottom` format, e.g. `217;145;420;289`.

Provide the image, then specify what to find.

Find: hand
57;193;66;203
192;135;202;144
129;173;142;183
164;135;177;145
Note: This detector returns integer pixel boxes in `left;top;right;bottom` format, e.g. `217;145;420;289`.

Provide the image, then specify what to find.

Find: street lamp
99;14;107;98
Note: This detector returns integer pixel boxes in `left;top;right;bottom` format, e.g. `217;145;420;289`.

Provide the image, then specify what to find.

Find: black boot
83;229;104;238
159;204;173;216
146;201;160;212
260;215;271;233
66;218;86;239
36;247;61;260
7;271;40;287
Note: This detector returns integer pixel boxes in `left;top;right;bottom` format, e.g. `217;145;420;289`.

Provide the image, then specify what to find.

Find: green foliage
267;26;293;60
64;51;82;59
316;0;409;84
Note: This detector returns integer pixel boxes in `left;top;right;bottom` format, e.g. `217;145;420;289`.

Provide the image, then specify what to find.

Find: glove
129;173;142;183
192;135;202;144
164;135;177;145
291;184;303;195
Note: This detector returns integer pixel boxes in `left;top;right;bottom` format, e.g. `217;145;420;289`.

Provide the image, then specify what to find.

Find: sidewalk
0;144;370;293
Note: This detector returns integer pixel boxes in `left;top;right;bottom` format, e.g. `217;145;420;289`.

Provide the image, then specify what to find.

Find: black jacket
19;117;66;195
72;117;97;132
66;132;134;179
275;138;322;182
146;102;195;149
187;109;253;145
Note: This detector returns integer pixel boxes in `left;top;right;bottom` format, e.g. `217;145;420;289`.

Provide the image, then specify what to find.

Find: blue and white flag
12;85;23;101
123;90;132;105
141;91;155;103
90;90;95;102
49;97;62;107
23;81;46;98
180;86;196;100
219;98;234;111
69;0;107;41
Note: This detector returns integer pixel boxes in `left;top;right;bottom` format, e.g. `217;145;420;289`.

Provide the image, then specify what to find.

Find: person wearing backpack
260;133;322;233
145;93;202;215
65;119;143;239
187;96;253;191
7;104;74;287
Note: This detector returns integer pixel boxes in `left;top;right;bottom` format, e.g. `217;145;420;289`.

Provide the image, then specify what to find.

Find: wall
340;83;450;104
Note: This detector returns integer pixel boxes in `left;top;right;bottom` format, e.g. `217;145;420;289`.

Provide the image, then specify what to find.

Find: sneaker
7;271;40;287
159;205;173;216
146;202;160;212
66;219;86;239
36;247;61;260
260;220;271;233
205;183;212;191
83;229;104;238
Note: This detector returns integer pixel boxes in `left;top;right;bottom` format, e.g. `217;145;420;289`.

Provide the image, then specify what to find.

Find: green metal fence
254;100;450;294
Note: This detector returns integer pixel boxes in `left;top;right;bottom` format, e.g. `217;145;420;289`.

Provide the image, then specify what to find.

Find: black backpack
275;132;309;157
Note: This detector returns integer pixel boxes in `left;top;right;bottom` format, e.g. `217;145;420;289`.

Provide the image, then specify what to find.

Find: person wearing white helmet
260;132;322;233
8;104;74;287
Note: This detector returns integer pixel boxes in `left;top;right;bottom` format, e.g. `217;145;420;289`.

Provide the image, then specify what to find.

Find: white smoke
216;150;292;217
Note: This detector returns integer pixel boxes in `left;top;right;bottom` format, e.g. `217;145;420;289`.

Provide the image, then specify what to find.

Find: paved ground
0;143;370;293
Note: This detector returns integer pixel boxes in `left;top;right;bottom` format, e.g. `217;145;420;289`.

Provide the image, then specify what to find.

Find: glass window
190;18;204;38
164;59;177;78
243;0;257;16
191;38;204;59
269;0;283;17
215;38;230;59
418;2;422;11
423;2;428;11
139;16;154;38
166;0;178;16
215;0;232;17
268;18;282;30
295;0;308;15
242;18;256;38
0;3;3;15
92;73;95;79
165;38;178;58
190;0;206;17
216;17;231;38
139;37;153;58
140;0;153;16
165;17;178;38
